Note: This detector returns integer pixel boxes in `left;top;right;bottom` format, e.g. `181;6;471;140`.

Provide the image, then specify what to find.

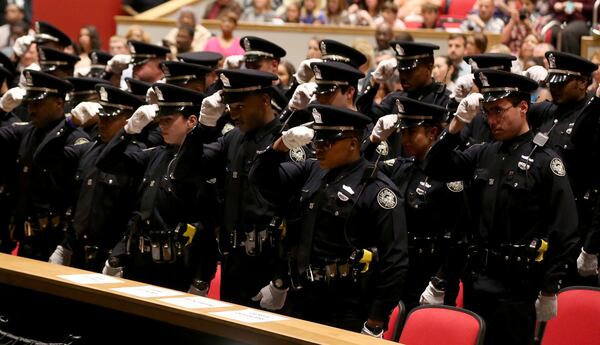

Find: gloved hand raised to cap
523;65;548;84
372;58;397;84
124;104;158;134
370;114;398;143
288;82;317;110
106;54;131;74
295;58;322;84
251;281;288;310
455;92;483;124
451;74;475;101
70;101;102;126
0;87;26;112
281;126;314;150
199;90;225;127
223;55;244;70
12;35;34;57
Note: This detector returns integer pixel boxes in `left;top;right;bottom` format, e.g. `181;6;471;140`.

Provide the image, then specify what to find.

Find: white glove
12;35;34;57
370;114;398;143
361;322;384;338
71;102;102;125
577;248;599;277
200;90;225;127
251;282;288;310
101;259;124;277
524;65;548;84
223;55;244;70
124;104;158;134
281;126;314;150
187;284;209;297
535;293;558;322
454;93;483;124
372;58;397;83
106;54;131;74
596;84;600;98
419;282;446;305
451;74;475;101
295;58;322;84
0;87;25;112
288;82;317;110
48;245;72;266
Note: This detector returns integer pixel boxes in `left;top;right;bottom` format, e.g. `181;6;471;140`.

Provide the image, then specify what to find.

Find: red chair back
207;263;221;300
541;286;600;345
446;0;477;18
399;305;485;345
384;301;405;342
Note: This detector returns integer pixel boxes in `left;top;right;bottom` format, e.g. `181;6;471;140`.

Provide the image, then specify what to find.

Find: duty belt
304;262;353;283
22;215;62;237
228;220;281;256
466;239;548;275
408;233;451;256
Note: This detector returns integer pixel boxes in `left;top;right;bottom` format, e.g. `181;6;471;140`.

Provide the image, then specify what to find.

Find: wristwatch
430;276;447;291
192;278;209;291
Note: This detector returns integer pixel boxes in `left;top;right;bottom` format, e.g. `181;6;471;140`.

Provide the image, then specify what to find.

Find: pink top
203;37;245;57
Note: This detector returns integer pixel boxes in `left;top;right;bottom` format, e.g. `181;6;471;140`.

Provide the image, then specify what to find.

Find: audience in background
374;21;394;54
241;0;278;22
447;33;469;79
460;0;505;33
420;2;441;29
163;8;212;52
432;55;457;93
203;10;245;57
373;1;405;29
126;25;152;43
74;25;101;71
501;0;534;54
320;0;349;25
122;0;167;16
466;32;488;55
0;3;26;50
306;36;322;58
109;35;129;55
300;0;325;24
203;0;243;20
277;59;295;89
283;1;301;23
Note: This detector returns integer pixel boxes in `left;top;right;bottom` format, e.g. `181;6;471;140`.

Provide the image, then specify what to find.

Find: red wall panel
31;0;124;50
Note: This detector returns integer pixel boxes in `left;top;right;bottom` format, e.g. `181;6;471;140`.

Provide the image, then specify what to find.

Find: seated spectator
277;59;295;89
74;25;101;72
396;0;440;21
374;21;394;54
517;34;538;70
126;25;151;43
466;32;488;54
0;3;26;50
373;1;406;29
122;0;167;16
283;1;301;22
109;35;129;55
163;8;212;52
347;0;381;26
203;0;243;20
300;0;325;24
460;0;505;33
448;33;469;79
432;55;457;93
550;0;593;55
421;2;442;29
501;0;534;54
173;25;195;54
202;11;245;57
320;0;350;25
1;20;28;57
588;51;600;93
241;0;278;22
306;36;322;58
533;42;554;69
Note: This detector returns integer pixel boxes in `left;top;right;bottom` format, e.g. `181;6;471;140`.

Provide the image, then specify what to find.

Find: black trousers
288;279;370;333
463;274;538;345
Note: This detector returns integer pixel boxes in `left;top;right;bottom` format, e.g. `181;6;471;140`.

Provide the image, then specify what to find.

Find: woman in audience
465;32;488;55
320;0;350;25
241;0;278;22
203;11;245;57
283;1;302;22
306;36;322;58
74;25;101;73
517;34;538;71
125;25;152;43
432;55;457;93
373;1;406;29
347;0;381;26
277;60;296;89
300;0;325;24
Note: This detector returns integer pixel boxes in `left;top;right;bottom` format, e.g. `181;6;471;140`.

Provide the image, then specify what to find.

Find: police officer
125;77;151;102
161;60;212;93
38;46;80;78
177;51;223;95
172;69;290;308
100;83;218;294
107;40;170;88
33;21;73;50
249;104;408;336
48;85;145;271
0;70;89;260
66;77;112;138
366;97;466;311
239;36;286;78
423;69;579;345
87;50;113;78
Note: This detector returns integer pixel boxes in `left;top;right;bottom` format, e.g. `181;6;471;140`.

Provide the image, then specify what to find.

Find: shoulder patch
383;158;396;167
221;123;235;135
550;158;566;176
377;187;397;209
376;141;389;156
74;137;90;146
289;147;306;162
446;181;464;192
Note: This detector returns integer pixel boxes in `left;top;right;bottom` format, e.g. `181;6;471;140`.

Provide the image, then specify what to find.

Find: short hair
449;33;467;45
469;32;488;53
220;10;239;24
381;1;398;13
421;1;440;12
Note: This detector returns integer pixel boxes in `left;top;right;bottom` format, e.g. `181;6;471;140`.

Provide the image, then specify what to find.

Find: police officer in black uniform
177;51;223;96
33;21;73;50
365;97;467;311
38;46;80;78
0;70;89;260
47;84;145;271
423;70;579;345
249;104;408;337
87;50;113;79
100;83;218;294
161;60;212;93
65;76;112;138
172;69;291;308
125;77;151;102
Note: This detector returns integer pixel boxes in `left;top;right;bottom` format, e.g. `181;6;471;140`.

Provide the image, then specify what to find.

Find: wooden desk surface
0;253;399;345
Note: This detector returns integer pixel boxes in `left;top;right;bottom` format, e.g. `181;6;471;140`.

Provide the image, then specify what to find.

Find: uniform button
108;179;113;184
513;183;518;187
334;211;339;216
87;179;93;186
563;145;568;149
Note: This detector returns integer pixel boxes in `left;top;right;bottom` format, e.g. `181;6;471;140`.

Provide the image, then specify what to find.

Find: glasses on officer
482;104;513;118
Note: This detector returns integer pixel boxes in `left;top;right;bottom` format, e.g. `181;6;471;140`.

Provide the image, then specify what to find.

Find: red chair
399;305;485;345
540;286;600;345
383;301;406;342
446;0;477;18
207;263;221;300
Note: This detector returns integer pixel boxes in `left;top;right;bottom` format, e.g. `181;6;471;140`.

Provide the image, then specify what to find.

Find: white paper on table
210;308;289;323
111;285;185;298
159;296;232;309
57;273;123;285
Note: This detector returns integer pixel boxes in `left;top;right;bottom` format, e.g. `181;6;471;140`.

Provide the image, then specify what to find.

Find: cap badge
312;108;322;124
548;53;556;69
154;87;164;101
220;73;231;87
468;58;479;71
478;72;490;87
24;71;32;86
395;99;405;114
35;21;40;33
90;52;98;64
128;42;136;54
394;44;404;56
313;65;322;80
320;41;327;55
99;87;108;102
243;38;251;51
